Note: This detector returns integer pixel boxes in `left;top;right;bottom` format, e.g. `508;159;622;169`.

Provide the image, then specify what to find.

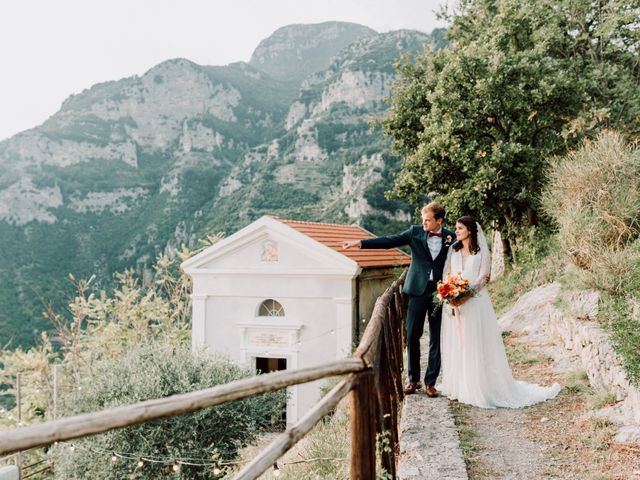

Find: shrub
543;132;640;386
542;131;640;294
51;343;285;479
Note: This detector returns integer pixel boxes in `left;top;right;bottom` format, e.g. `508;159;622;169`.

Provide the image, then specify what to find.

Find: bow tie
428;231;442;237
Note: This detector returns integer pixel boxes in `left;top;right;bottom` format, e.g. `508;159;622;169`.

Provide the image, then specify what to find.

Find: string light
58;443;347;473
67;443;231;468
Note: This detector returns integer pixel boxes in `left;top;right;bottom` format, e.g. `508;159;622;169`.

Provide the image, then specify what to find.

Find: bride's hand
451;297;470;307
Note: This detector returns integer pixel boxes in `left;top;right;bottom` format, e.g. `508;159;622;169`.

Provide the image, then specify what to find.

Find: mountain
249;22;377;84
0;22;447;348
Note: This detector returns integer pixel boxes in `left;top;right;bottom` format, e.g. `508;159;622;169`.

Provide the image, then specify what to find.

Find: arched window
258;299;285;317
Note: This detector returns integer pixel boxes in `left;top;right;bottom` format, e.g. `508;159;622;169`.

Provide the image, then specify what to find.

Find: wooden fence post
350;372;376;479
376;334;396;478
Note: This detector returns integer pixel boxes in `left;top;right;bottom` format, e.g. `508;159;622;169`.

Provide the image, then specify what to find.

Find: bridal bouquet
435;273;476;305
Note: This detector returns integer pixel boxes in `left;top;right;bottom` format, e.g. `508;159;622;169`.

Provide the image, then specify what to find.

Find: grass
579;417;616;451
449;402;478;467
590;388;617;410
276;413;350;480
564;370;593;394
601;292;640;387
449;401;497;479
503;332;550;367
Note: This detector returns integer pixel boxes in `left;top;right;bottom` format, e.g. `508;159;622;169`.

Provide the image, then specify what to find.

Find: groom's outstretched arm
342;228;412;250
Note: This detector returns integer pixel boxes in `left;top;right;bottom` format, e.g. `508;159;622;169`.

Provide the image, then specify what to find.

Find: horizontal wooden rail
0;358;366;456
232;374;357;480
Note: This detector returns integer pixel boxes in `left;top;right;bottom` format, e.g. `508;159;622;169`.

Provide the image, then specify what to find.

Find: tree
382;0;640;249
51;343;285;480
0;234;288;480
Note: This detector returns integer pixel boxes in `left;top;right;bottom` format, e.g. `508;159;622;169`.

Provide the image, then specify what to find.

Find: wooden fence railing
0;271;407;479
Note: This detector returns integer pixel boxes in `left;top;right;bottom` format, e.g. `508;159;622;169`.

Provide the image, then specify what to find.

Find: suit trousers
405;281;441;386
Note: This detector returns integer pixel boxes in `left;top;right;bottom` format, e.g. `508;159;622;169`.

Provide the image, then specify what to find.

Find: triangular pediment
181;216;359;275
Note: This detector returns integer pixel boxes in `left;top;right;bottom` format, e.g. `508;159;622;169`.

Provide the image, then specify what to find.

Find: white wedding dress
438;241;561;409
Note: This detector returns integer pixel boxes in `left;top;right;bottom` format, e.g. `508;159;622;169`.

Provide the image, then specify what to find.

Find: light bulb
111;454;117;462
172;463;180;472
137;460;144;468
213;467;221;475
273;463;281;477
69;445;75;452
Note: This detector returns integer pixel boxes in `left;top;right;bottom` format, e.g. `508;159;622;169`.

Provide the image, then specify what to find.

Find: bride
438;216;561;408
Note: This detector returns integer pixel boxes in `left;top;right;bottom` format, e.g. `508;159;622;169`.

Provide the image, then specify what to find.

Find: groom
343;202;454;397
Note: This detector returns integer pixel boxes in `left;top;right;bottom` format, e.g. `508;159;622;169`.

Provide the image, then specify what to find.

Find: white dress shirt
427;228;443;281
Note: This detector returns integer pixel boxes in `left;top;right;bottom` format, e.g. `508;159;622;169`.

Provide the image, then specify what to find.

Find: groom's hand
342;240;361;249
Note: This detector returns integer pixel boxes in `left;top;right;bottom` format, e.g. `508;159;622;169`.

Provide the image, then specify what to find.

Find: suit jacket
361;226;455;296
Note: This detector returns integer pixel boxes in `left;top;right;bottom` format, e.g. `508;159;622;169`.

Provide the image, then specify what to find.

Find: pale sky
0;0;447;142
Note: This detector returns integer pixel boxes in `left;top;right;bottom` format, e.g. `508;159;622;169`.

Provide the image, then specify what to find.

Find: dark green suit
361;226;454;385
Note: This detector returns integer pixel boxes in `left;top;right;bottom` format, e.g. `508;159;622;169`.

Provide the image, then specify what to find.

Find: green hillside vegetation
1;240;285;479
0;24;438;349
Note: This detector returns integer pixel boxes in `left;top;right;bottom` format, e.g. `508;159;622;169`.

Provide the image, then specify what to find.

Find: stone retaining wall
500;283;640;443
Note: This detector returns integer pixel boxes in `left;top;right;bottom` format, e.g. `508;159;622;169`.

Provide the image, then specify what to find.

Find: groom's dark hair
422;201;445;221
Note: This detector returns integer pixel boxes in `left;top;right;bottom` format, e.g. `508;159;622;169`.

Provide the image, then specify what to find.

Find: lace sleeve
472;223;492;291
443;245;453;278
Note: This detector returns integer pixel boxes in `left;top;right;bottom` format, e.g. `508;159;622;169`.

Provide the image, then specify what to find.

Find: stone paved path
397;336;468;480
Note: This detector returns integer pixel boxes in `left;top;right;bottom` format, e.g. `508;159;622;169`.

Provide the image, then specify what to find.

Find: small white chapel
180;215;409;424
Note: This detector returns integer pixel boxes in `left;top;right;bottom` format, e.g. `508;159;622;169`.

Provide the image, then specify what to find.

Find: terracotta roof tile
277;217;411;269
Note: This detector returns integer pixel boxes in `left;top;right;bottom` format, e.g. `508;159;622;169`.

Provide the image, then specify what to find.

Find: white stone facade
181;216;360;425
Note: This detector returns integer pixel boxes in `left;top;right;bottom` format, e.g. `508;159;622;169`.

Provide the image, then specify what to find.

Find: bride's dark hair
453;216;480;254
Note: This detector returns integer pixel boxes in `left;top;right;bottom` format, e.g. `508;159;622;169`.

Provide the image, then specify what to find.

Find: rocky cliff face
249;22;376;84
0;22;445;347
